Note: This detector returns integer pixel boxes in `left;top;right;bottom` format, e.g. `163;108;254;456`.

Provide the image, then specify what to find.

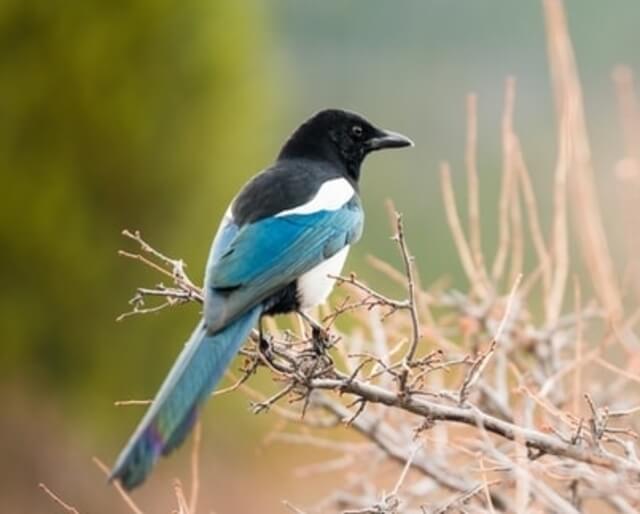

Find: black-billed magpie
110;108;413;489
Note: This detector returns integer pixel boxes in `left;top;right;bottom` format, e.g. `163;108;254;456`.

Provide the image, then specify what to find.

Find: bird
109;108;413;490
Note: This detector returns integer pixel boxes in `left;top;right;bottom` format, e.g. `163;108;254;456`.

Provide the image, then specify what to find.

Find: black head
278;109;413;182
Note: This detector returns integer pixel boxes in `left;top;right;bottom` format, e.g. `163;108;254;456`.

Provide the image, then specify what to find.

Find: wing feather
204;199;363;331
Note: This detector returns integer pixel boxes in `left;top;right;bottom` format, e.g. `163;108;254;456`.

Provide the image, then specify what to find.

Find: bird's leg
258;316;273;361
297;310;330;355
256;317;297;374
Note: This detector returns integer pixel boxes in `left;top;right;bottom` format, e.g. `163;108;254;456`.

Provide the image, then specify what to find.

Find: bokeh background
2;1;639;512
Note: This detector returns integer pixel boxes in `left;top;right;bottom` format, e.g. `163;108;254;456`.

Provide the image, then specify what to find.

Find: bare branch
39;483;80;514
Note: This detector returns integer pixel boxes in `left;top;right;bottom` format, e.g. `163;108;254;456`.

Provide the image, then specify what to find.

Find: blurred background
1;1;639;512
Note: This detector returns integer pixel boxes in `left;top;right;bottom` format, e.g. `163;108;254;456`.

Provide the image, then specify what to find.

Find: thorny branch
394;212;422;393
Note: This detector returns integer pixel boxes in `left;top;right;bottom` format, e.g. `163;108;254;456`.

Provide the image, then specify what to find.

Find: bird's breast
296;246;350;309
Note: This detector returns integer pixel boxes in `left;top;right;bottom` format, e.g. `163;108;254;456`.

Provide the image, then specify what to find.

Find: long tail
109;305;262;490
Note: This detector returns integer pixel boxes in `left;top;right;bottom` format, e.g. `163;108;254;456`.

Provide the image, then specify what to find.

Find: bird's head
278;109;413;182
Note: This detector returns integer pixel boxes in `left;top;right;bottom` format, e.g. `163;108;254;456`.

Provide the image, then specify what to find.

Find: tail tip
108;466;145;491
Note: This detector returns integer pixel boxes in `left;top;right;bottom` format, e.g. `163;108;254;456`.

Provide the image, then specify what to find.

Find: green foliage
0;0;274;434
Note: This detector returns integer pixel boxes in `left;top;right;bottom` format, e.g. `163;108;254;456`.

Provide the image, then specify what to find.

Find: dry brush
42;1;640;512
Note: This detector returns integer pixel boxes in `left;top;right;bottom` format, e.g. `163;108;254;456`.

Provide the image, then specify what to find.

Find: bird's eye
351;125;364;138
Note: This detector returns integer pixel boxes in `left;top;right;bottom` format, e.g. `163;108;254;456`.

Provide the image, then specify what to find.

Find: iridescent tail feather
110;306;262;490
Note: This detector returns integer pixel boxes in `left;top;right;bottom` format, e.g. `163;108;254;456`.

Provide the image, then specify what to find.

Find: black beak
367;129;414;151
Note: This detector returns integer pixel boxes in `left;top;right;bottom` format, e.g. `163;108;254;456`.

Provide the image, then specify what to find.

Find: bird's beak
367;129;414;151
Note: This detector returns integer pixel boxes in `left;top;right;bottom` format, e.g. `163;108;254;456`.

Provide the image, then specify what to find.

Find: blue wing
208;212;240;265
204;197;363;332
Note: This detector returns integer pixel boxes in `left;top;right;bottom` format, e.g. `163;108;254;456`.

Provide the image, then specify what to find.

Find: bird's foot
297;310;332;355
311;325;331;355
258;332;274;362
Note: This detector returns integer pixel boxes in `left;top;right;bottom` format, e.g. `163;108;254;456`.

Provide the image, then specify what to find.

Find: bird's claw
259;333;274;362
311;325;331;355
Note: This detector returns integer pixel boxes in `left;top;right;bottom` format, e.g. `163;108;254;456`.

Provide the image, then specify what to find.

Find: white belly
297;247;349;309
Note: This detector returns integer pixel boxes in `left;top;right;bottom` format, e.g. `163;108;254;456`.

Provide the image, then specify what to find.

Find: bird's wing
207;209;240;265
204;197;363;331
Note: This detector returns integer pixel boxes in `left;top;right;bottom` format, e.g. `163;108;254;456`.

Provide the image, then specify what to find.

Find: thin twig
466;93;491;293
93;457;144;514
459;274;522;404
38;483;80;514
440;162;488;297
394;212;422;389
492;76;516;284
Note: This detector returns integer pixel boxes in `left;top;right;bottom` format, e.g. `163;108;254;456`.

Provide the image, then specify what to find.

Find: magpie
110;108;413;490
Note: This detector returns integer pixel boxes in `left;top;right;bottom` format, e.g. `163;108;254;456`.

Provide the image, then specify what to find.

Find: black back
231;109;388;226
231;159;344;226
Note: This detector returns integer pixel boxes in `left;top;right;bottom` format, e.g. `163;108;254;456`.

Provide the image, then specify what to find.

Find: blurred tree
0;0;274;435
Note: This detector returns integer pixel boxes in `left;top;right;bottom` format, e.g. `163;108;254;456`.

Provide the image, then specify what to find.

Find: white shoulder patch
223;200;235;221
275;177;354;217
